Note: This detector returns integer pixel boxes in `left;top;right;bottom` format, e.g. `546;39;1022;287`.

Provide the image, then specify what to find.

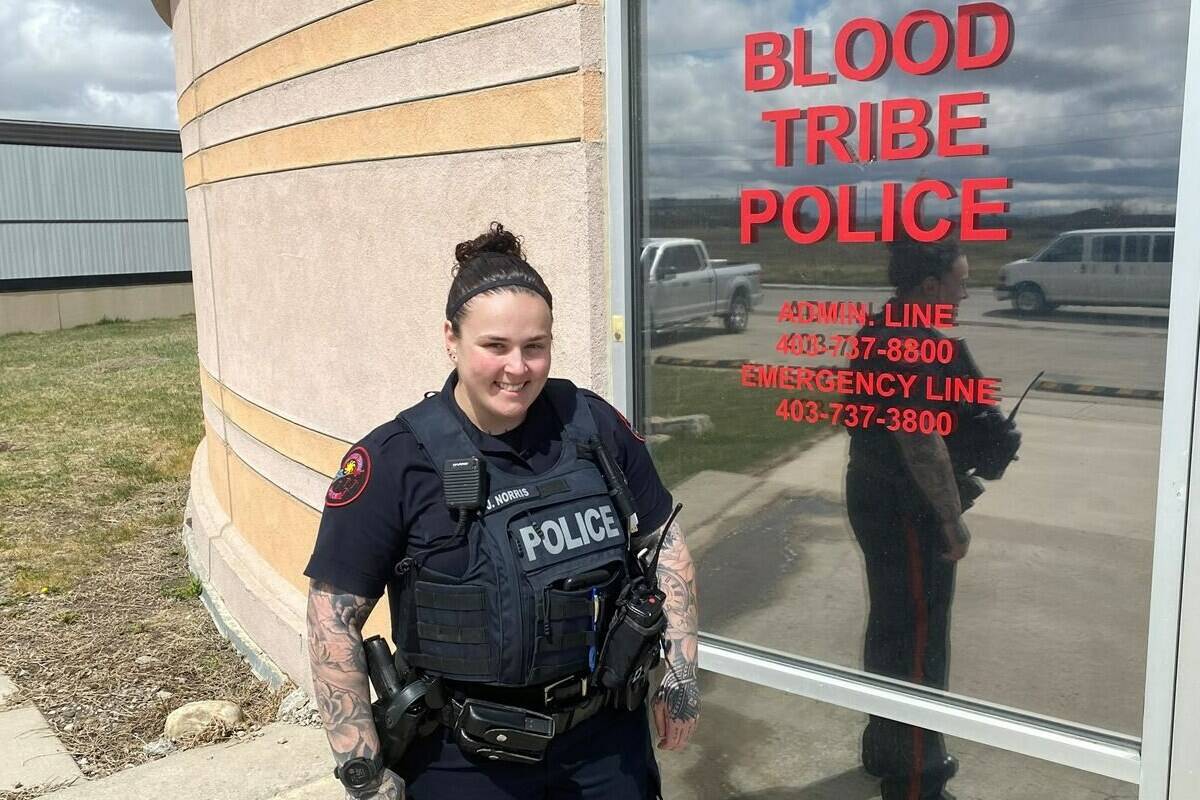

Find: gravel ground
0;482;289;788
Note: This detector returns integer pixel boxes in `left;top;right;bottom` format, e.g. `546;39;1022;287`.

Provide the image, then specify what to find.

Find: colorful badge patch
326;446;371;507
614;408;646;442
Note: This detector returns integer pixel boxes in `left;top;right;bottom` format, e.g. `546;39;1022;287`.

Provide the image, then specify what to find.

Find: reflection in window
1125;235;1151;263
659;672;1138;800
1040;235;1083;262
1154;235;1174;263
1095;235;1122;262
633;0;1187;750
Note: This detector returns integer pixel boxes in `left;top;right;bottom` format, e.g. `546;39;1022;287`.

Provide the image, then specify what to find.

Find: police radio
956;344;1037;482
594;502;682;710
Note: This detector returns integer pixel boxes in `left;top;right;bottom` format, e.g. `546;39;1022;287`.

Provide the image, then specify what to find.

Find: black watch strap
334;753;385;793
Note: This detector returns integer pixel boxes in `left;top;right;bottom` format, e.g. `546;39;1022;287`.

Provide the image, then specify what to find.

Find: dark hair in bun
886;233;961;294
446;222;553;333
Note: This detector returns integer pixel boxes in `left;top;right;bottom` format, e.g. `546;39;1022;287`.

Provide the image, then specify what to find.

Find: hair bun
453;221;525;275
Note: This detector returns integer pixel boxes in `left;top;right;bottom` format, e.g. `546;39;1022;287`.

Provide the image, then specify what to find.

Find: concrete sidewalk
0;672;85;795
41;722;337;800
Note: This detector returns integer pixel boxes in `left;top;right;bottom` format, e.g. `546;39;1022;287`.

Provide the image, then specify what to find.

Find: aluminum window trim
605;0;635;417
1150;3;1200;797
700;634;1142;784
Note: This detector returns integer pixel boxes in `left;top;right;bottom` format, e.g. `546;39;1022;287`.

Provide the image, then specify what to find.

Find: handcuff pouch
454;699;555;764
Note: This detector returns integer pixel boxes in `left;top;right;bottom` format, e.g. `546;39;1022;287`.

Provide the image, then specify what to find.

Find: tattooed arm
306;581;405;799
893;431;969;561
650;519;700;750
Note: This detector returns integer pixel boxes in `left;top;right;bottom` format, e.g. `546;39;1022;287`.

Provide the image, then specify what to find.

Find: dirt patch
0;478;288;784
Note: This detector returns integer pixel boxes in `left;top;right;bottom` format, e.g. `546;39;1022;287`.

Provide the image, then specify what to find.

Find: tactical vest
393;379;631;687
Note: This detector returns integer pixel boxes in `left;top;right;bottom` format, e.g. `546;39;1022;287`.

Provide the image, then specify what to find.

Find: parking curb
1034;379;1164;401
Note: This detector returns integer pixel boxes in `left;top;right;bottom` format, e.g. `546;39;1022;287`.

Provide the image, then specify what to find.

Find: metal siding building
0;119;194;333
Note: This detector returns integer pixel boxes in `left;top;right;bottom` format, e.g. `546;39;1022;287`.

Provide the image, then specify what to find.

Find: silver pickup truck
641;238;764;333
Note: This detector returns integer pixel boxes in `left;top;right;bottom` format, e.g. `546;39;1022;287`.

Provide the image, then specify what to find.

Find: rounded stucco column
160;0;610;686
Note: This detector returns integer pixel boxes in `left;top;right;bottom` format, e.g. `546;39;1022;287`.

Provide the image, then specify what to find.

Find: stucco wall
166;0;611;688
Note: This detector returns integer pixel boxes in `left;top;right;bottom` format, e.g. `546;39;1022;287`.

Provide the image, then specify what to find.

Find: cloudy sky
0;0;177;130
641;0;1190;215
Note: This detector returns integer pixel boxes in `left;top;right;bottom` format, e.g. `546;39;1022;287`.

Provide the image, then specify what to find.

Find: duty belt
438;675;610;764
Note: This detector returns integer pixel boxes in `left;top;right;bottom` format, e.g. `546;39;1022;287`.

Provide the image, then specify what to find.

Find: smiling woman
443;224;555;434
301;222;697;798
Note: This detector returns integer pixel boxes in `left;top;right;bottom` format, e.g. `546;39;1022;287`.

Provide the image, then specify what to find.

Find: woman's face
444;290;553;433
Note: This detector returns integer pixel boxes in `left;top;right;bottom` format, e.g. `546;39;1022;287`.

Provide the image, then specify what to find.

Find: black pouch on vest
594;578;667;711
454;699;555;764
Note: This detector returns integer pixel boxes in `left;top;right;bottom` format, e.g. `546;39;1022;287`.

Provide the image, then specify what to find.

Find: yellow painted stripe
199;368;223;413
205;421;234;520
199;366;349;477
202;422;391;636
183;71;598;188
177;0;570;127
226;452;321;596
178;85;198;128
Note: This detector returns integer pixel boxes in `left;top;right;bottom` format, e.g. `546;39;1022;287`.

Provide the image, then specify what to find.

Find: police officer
303;222;700;799
845;236;990;800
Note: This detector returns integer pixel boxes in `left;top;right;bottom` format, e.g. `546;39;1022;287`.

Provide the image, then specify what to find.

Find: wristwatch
334;754;384;795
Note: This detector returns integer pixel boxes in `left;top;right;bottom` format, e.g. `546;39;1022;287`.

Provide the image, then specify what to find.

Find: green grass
645;364;832;488
0;317;202;597
160;574;204;601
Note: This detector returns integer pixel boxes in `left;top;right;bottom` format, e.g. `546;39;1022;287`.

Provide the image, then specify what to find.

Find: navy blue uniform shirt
304;372;674;600
847;298;977;474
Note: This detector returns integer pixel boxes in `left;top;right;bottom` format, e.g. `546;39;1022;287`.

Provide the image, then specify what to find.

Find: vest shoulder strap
395;394;479;473
541;378;600;444
396;379;601;476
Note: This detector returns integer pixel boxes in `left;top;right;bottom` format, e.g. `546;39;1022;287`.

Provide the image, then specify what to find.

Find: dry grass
0;318;288;788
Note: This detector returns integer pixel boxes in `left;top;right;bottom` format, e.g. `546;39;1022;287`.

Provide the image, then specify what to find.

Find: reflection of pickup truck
641;238;764;333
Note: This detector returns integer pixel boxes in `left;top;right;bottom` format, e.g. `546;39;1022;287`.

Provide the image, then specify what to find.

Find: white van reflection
995;228;1174;313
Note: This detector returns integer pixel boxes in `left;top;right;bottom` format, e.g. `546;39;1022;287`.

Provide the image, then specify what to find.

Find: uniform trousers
847;465;958;800
398;704;661;799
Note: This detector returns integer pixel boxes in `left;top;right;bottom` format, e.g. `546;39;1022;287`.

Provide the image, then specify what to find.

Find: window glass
633;0;1188;737
659;245;683;275
1095;235;1123;262
676;245;704;272
640;244;660;274
660;672;1138;799
1154;235;1175;263
1124;235;1151;262
1039;235;1083;263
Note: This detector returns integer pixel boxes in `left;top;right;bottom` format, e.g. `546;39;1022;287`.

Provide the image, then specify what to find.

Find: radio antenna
1007;370;1045;424
647;502;685;577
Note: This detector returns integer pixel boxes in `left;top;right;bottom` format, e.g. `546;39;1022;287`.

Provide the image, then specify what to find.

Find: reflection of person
845;237;976;800
303;223;700;800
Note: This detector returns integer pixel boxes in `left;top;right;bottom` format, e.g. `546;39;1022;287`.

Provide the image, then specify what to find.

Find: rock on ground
164;700;244;740
276;689;321;727
141;736;175;758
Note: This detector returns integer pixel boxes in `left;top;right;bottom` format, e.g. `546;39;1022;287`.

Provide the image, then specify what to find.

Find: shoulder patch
580;390;646;443
613;408;646;443
326;446;371;507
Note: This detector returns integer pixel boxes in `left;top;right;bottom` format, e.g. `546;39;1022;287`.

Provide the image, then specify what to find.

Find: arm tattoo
893;431;962;524
306;580;383;768
653;521;701;723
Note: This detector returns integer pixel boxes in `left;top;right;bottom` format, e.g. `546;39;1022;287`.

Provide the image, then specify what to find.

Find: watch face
344;760;372;787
